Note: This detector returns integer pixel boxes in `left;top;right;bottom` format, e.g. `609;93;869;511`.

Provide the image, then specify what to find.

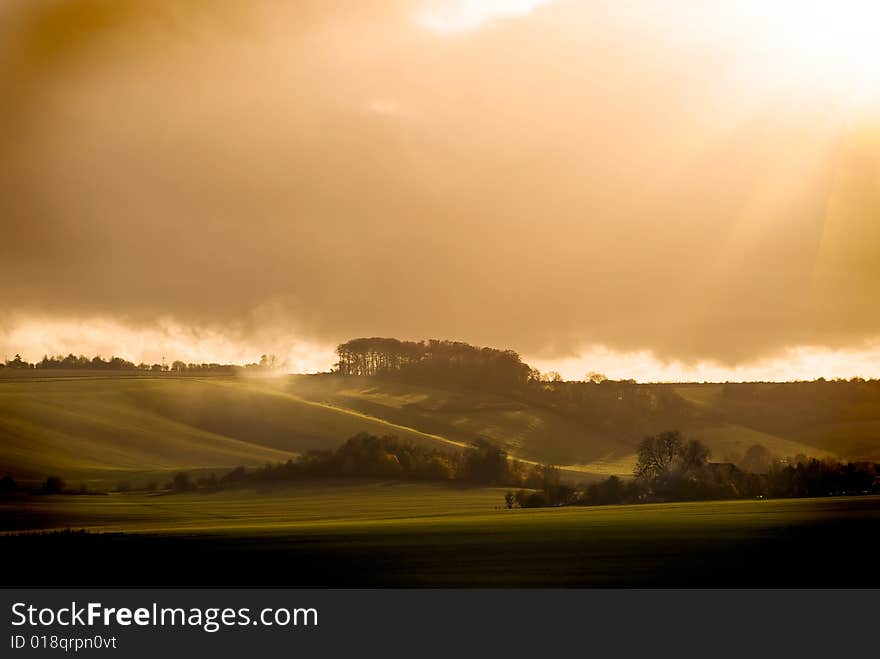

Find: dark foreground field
2;483;878;587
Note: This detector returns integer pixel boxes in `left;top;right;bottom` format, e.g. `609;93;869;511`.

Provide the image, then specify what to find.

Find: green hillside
282;376;841;474
0;375;460;486
284;376;624;466
1;373;877;488
672;382;880;461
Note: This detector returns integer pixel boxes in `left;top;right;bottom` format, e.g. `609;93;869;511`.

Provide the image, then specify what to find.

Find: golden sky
2;1;879;380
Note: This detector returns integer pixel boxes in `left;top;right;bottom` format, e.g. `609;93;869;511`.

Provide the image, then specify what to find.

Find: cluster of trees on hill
167;429;878;507
1;353;280;374
334;338;532;388
35;354;168;371
507;430;880;508
331;339;701;446
330;338;880;461
1;354;36;369
163;433;561;493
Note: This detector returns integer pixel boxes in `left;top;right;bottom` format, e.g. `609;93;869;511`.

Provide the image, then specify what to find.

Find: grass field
0;375;462;486
0;481;506;533
2;484;879;586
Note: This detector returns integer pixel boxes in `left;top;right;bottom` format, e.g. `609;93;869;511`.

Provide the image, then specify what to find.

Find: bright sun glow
415;0;551;34
417;1;880;106
766;1;880;101
648;1;880;109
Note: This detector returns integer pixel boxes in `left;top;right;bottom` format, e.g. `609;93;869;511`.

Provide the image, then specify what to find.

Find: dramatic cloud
2;1;879;377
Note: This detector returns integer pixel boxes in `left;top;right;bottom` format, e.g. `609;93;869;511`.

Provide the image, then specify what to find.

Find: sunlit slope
286;377;849;470
2;375;875;487
0;376;456;484
284;376;627;467
674;384;880;461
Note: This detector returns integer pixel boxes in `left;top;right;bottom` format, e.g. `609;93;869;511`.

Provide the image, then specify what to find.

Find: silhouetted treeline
0;353;278;374
1;354;34;369
508;430;880;508
335;338;532;388
182;433;558;491
333;339;880;462
331;339;704;445
0;474;111;497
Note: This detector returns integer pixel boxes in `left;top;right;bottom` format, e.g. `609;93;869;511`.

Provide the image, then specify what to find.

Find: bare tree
634;430;684;480
680;439;710;471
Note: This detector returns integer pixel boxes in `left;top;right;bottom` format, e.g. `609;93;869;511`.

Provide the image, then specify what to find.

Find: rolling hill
284;375;624;465
1;372;878;487
0;374;461;486
283;376;840;471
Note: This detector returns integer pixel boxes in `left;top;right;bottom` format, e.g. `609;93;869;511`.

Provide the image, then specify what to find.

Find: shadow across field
4;495;879;588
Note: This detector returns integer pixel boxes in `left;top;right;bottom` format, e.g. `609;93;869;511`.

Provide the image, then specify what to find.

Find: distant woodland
4;429;876;513
0;352;278;374
173;431;880;508
11;339;880;459
334;338;532;386
6;340;880;456
332;338;880;456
